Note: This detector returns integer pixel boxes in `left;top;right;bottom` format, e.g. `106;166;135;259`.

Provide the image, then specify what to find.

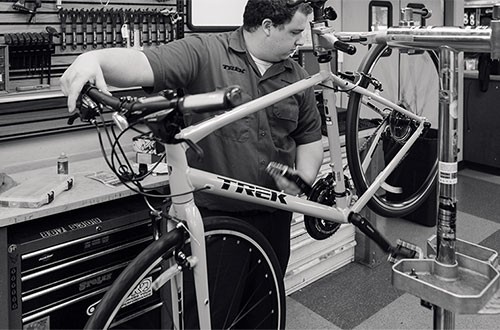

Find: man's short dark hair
243;0;313;32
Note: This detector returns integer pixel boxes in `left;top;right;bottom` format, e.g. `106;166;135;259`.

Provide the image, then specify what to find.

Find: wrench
126;9;135;47
100;8;108;48
155;10;162;45
118;8;127;47
58;8;68;50
89;8;99;49
109;8;118;47
145;9;153;46
135;9;144;47
69;8;78;50
80;9;89;49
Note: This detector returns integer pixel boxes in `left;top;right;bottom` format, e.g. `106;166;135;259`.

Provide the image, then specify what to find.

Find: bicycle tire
84;216;285;329
346;43;439;217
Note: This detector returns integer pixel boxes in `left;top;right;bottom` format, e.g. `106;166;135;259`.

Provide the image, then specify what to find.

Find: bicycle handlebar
70;83;248;128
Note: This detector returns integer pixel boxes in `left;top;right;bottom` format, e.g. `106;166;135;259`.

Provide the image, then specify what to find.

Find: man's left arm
295;140;324;185
272;139;323;195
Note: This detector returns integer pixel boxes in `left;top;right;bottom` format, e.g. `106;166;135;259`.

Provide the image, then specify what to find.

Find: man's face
264;11;308;62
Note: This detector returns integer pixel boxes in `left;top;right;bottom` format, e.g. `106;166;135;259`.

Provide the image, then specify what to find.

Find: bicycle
65;1;500;329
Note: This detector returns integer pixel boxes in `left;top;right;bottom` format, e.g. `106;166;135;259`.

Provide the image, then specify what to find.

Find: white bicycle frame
163;67;428;328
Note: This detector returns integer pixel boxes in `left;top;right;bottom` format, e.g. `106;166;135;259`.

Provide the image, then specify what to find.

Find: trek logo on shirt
219;177;287;204
222;64;246;74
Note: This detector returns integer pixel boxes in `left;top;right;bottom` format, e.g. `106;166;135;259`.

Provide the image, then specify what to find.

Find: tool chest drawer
4;195;164;330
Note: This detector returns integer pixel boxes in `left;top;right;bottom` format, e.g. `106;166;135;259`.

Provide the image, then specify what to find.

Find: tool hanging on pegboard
58;8;68;50
12;0;41;23
4;27;58;90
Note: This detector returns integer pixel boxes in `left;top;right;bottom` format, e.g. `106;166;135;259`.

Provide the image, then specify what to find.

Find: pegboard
0;0;182;93
0;0;184;142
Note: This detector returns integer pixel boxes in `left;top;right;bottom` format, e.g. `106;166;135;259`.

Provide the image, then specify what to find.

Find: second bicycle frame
162;66;428;328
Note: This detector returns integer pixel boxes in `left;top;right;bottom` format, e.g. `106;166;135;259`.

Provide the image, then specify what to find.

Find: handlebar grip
84;85;121;109
334;40;356;55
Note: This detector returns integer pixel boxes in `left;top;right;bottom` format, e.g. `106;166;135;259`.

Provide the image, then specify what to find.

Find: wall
0;0;180;91
0;0;181;170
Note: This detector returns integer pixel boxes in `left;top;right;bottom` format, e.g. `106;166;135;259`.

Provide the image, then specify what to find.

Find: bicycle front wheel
346;43;439;217
84;216;285;329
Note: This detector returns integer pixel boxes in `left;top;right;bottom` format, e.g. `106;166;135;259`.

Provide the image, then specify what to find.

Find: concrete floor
285;168;500;329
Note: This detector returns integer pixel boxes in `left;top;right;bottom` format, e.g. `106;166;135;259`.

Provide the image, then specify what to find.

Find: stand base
392;237;500;314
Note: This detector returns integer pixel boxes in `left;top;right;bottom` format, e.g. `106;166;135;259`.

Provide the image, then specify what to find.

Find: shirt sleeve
292;69;323;145
142;35;209;92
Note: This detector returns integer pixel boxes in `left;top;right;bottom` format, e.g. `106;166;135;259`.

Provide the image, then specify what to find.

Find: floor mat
290;260;403;329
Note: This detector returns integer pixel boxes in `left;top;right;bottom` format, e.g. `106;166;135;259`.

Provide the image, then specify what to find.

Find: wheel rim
346;44;439;217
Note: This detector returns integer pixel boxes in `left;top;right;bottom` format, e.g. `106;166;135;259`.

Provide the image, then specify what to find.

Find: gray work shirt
143;27;321;212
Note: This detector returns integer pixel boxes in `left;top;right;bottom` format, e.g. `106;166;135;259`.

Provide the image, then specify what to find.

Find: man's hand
266;162;311;196
60;52;110;113
273;170;303;196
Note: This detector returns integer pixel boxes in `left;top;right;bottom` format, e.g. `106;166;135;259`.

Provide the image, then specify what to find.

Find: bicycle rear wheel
346;43;439;217
84;216;285;329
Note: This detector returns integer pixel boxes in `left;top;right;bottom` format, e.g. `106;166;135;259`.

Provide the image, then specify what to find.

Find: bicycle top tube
177;71;329;144
335;24;500;59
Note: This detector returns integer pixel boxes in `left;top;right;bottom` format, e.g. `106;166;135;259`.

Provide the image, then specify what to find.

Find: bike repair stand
391;32;500;330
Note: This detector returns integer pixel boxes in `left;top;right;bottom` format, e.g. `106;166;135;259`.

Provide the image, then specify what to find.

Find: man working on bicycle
62;0;323;327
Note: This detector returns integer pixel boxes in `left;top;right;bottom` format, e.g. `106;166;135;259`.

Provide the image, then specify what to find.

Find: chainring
304;173;342;240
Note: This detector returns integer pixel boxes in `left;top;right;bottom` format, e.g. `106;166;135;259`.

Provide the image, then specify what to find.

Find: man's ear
262;18;273;36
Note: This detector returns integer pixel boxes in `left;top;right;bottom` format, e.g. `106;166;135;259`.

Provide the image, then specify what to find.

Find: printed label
23;316;50;330
122;277;153;307
439;161;458;184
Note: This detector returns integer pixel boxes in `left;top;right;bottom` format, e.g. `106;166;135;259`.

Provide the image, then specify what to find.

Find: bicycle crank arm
348;212;422;263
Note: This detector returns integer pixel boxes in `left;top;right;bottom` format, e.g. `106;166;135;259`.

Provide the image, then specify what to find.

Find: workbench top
0;154;168;228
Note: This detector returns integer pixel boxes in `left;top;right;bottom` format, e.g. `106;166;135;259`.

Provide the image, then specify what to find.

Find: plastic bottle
57;152;69;175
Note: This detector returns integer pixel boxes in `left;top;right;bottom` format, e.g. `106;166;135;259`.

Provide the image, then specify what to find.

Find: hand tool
29;32;40;79
100;8;108;48
109;8;118;47
40;32;49;83
118;8;127;47
45;26;60;84
58;8;68;50
21;32;31;74
80;9;89;49
162;11;169;43
126;9;135;47
89;8;98;49
11;33;21;69
69;8;78;50
135;9;144;47
16;84;50;92
145;9;153;46
12;0;41;23
155;10;161;45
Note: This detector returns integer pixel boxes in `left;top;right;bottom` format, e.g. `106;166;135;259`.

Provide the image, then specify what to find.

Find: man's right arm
60;48;154;112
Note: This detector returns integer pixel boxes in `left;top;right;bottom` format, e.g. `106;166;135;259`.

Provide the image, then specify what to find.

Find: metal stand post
433;47;459;329
392;46;500;329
